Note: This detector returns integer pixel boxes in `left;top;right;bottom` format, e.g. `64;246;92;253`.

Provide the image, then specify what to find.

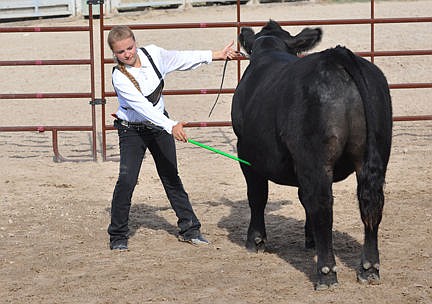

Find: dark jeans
108;120;201;243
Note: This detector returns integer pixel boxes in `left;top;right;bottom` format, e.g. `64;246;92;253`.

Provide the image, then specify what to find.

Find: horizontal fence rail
101;17;432;30
0;126;94;162
0;59;92;66
0;26;90;32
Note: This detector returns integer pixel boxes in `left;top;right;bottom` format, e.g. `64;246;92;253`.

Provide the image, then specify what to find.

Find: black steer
231;20;392;290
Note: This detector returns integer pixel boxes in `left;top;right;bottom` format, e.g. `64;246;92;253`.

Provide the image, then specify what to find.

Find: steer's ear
239;27;256;55
286;27;322;54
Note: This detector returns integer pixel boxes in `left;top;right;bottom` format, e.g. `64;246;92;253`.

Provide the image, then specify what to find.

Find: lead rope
208;51;248;118
208;58;229;117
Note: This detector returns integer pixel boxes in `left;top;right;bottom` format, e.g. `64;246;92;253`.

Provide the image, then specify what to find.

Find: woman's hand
172;122;188;142
213;41;241;60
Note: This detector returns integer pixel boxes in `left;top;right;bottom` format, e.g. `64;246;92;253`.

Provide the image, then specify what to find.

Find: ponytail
117;62;142;93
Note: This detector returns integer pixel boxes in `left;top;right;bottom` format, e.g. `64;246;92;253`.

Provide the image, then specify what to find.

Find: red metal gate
0;1;431;162
0;3;100;162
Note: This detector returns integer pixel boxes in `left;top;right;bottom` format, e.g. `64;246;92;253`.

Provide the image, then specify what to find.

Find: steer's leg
356;165;384;285
242;166;269;253
297;166;338;290
298;188;315;249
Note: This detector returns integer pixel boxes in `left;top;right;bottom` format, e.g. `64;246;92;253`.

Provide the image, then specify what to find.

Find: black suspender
140;47;163;81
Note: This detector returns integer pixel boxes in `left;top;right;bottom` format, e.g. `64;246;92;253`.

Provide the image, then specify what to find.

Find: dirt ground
0;1;431;303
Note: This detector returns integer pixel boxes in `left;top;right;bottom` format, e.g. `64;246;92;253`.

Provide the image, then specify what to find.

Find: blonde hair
107;25;135;50
108;25;142;93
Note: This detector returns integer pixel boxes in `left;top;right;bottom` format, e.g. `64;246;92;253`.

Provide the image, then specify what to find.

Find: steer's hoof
246;236;266;253
315;282;338;291
315;266;338;291
357;263;380;285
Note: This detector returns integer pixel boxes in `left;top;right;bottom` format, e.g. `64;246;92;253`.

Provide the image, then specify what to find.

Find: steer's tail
329;46;392;228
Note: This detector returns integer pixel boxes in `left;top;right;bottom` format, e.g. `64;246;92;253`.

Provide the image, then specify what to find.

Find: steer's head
239;20;322;56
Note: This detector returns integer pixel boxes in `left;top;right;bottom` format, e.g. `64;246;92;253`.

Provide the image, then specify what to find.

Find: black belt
116;119;162;130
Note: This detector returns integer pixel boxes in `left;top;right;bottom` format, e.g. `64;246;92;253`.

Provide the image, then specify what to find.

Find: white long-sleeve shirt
112;45;213;133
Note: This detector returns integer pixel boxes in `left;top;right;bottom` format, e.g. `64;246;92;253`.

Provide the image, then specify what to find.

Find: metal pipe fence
100;0;431;160
0;0;430;161
0;3;99;161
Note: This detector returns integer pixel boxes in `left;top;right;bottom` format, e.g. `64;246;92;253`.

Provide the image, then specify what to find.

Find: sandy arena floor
0;1;431;303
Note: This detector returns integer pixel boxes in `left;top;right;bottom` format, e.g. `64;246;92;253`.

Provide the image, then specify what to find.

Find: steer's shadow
215;198;363;287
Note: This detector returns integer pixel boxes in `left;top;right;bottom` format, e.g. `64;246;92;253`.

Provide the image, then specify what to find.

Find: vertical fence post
370;0;375;63
99;1;108;161
87;0;99;161
236;0;242;82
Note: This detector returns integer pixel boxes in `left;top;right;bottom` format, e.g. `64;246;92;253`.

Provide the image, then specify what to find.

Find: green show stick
188;138;251;166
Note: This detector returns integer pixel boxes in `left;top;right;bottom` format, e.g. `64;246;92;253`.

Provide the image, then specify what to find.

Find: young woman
107;25;238;250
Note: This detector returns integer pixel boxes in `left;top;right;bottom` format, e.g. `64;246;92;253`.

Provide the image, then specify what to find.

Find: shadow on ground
106;196;362;287
214;198;362;286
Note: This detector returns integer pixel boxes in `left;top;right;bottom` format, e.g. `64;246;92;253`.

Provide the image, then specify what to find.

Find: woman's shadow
214;198;363;287
106;204;180;238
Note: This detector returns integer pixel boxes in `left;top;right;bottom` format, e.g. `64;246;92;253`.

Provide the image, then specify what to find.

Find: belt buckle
117;119;129;128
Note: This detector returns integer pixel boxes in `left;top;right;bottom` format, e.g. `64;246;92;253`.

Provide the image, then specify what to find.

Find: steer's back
232;49;375;185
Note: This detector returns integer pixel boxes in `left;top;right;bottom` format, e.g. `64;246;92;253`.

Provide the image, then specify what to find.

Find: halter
208;36;290;117
251;34;291;54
